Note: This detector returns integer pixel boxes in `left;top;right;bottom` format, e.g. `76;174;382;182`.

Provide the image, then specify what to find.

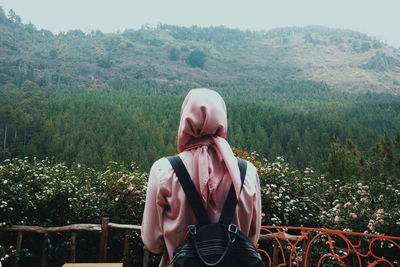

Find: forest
1;78;400;171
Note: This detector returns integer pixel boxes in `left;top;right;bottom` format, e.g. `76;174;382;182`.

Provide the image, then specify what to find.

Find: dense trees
326;133;400;182
1;79;400;171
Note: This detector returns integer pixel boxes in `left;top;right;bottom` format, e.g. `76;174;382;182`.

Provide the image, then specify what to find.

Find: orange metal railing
258;226;400;266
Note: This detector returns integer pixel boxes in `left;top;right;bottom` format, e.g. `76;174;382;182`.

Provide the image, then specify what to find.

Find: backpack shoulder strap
167;156;211;226
218;158;247;225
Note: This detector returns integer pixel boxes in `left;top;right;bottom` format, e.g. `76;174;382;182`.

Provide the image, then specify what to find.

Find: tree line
1;79;400;171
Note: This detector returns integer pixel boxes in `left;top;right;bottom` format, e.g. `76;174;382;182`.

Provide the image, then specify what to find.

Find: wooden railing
1;219;400;266
0;218;147;267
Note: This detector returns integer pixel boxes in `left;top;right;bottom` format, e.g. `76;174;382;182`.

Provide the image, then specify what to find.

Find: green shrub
186;50;206;68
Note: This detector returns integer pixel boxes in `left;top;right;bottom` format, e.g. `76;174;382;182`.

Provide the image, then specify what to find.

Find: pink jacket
141;150;262;267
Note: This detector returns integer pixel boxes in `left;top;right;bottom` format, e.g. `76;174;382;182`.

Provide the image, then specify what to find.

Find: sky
1;0;399;47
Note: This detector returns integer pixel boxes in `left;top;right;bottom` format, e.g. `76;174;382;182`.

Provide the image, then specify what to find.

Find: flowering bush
0;158;147;266
257;157;322;227
0;245;14;263
254;156;400;236
0;158;147;227
1;154;399;265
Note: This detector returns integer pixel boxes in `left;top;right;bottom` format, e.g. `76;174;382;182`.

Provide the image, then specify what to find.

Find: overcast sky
1;0;399;47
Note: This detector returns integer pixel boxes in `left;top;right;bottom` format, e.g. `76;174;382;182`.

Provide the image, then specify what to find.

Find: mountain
1;7;399;93
2;8;400;171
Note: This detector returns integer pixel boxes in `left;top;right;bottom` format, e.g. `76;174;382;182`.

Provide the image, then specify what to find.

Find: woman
141;88;261;266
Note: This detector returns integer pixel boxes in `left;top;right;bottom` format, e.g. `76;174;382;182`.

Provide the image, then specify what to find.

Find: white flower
343;202;351;208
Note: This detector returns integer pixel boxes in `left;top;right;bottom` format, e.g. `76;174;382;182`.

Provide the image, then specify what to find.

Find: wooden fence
1;219;399;266
0;218;146;267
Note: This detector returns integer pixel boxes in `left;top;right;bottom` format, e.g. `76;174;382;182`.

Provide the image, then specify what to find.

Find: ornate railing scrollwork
258;226;400;267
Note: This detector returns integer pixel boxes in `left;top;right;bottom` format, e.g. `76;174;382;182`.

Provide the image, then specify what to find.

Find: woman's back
141;151;261;266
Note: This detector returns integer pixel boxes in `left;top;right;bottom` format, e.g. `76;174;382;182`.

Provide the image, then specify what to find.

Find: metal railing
1;219;399;266
258;226;400;266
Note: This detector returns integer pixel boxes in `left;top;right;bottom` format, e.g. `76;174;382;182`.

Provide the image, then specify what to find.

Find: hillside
1;8;399;93
2;8;400;170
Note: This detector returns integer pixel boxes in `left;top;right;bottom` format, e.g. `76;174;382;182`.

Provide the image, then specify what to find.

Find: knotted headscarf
177;88;241;206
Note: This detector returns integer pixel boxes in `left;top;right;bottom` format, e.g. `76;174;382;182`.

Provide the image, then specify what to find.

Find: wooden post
122;230;129;267
142;249;149;267
272;241;279;266
14;232;23;267
69;232;77;263
40;233;49;267
99;217;110;262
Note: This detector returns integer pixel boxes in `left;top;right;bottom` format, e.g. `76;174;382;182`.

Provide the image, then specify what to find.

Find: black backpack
167;156;264;267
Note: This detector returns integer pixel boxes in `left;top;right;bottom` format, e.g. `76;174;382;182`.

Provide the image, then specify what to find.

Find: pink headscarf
177;88;242;206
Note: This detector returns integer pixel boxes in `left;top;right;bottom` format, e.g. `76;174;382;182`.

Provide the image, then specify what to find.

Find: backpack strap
167;156;211;226
218;158;247;225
